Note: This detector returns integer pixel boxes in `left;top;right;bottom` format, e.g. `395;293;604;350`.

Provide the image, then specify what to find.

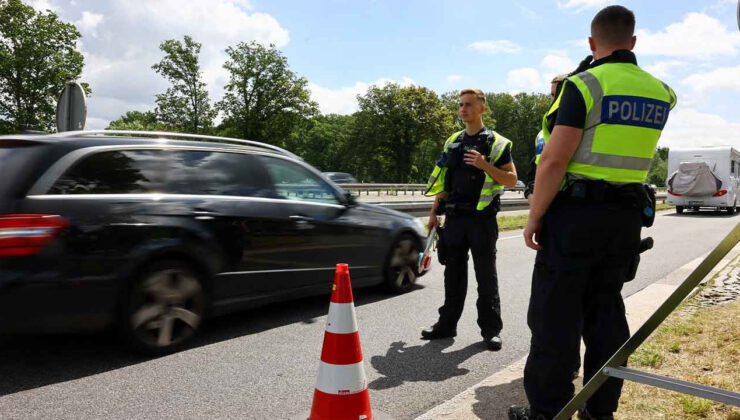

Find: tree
216;42;318;147
0;0;87;133
285;114;356;172
486;92;551;179
106;110;164;131
151;36;215;133
647;147;669;186
352;83;452;183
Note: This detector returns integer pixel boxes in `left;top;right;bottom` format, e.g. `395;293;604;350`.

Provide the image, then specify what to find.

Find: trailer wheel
676;206;684;214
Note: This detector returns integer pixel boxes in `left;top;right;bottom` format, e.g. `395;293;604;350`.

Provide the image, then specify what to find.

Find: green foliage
0;0;87;133
352;83;452;182
285;114;356;172
647;146;669;186
216;41;318;147
106;110;164;131
151;36;215;133
486;92;551;180
679;396;711;417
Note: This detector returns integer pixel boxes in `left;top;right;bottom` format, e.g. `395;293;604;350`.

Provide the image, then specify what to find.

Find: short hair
551;73;569;84
591;5;635;46
460;88;486;104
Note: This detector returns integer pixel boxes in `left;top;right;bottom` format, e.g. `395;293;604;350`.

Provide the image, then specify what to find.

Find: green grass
679;396;712;417
494;202;675;233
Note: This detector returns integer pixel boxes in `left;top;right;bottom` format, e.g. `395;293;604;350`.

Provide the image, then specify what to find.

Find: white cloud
446;75;462;83
72;0;290;129
636;13;740;59
643;60;686;79
76;11;104;38
29;0;58;12
681;65;740;93
308;78;416;115
557;0;611;12
660;108;740;148
541;53;575;75
468;40;522;54
506;68;542;92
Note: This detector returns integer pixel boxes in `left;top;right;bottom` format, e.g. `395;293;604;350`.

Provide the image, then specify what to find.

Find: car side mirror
343;192;357;207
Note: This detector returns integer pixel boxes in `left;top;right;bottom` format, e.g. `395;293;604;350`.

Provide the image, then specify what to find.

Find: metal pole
554;220;740;419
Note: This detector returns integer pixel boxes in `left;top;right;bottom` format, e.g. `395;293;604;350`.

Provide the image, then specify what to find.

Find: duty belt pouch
641;184;656;227
626;254;640;282
436;226;447;266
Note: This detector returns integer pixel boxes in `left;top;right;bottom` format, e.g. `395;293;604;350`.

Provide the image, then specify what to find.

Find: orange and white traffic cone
301;263;389;420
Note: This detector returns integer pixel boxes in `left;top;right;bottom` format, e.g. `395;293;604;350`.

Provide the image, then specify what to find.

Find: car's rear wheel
121;260;205;354
676;206;684;214
385;234;420;294
727;205;736;215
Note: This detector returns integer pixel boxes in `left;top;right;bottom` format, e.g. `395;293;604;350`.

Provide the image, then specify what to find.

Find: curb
414;245;740;420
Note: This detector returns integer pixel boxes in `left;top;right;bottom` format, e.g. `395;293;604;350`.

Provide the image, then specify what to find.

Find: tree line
0;0;669;185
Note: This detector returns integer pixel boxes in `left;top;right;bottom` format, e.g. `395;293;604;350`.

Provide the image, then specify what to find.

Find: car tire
727;205;736;215
384;234;420;294
676;206;684;214
120;260;205;355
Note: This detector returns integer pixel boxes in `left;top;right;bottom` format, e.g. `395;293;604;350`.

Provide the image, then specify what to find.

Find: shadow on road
368;339;486;390
0;283;422;397
471;377;527;420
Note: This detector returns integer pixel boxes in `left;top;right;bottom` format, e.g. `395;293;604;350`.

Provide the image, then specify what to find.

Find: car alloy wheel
126;261;204;353
386;235;420;293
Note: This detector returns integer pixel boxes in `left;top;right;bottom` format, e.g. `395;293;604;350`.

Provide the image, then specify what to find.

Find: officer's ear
629;35;637;50
588;36;596;53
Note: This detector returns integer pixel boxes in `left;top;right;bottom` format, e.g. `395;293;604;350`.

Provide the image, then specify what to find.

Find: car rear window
47;149;277;197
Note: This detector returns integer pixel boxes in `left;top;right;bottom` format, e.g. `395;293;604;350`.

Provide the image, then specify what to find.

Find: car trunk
0;139;52;213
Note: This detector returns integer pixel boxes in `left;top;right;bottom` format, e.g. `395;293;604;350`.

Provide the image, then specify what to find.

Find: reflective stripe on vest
537;62;676;184
477;133;511;210
424;130;463;196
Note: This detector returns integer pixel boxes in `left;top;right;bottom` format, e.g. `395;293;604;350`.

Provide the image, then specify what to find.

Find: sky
28;0;740;149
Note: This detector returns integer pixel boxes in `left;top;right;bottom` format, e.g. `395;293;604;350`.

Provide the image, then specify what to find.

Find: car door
254;155;378;288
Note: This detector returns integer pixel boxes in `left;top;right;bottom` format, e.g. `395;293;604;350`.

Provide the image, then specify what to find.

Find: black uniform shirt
447;128;512;204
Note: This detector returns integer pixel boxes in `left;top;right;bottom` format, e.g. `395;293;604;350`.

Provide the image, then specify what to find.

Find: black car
0;130;426;353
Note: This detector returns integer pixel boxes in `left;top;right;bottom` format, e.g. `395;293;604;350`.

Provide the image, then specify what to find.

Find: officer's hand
427;213;439;232
523;217;543;251
463;150;487;169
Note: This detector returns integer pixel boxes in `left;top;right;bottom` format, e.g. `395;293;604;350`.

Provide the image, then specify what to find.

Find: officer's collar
590;49;637;68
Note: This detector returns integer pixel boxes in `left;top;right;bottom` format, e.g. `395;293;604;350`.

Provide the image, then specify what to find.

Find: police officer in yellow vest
510;6;677;420
423;88;517;351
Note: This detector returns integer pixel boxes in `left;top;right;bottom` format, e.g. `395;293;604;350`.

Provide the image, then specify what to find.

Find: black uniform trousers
437;210;503;338
523;198;642;418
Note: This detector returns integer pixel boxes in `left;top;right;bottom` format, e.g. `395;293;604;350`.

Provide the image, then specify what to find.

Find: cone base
291;409;393;420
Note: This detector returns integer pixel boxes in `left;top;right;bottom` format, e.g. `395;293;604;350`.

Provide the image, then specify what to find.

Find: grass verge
617;300;740;419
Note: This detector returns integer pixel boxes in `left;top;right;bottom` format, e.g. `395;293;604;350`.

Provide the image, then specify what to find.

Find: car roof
0;130;298;160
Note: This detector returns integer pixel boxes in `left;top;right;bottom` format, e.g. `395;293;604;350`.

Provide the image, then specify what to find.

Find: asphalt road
1;209;737;420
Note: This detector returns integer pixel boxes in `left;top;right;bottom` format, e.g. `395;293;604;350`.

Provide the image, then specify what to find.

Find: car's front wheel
121;260;205;354
384;234;421;294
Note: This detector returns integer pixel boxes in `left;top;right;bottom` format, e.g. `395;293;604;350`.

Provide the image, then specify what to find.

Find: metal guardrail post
554;220;740;419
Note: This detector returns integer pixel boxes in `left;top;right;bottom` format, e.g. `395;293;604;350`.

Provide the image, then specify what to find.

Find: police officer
423;88;517;351
510;5;676;420
525;74;569;204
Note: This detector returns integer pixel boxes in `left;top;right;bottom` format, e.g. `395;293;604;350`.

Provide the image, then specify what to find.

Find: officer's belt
557;180;645;205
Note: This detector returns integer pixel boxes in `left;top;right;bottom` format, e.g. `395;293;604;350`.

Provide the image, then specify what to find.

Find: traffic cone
305;263;381;420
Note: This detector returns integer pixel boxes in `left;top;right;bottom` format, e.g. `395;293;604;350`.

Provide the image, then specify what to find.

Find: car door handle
290;215;315;229
192;208;219;219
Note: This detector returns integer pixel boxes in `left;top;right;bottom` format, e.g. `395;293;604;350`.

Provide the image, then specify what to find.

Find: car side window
257;156;340;204
48;149;277;198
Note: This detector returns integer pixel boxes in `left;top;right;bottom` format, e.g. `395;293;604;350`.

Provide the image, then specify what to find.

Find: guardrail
375;193;668;216
340;183;525;196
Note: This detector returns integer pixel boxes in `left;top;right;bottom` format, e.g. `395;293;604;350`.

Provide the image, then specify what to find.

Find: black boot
507;405;549;420
577;408;614;420
483;334;502;351
420;324;456;340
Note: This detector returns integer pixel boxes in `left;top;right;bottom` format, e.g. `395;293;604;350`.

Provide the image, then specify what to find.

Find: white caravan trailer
666;147;740;214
